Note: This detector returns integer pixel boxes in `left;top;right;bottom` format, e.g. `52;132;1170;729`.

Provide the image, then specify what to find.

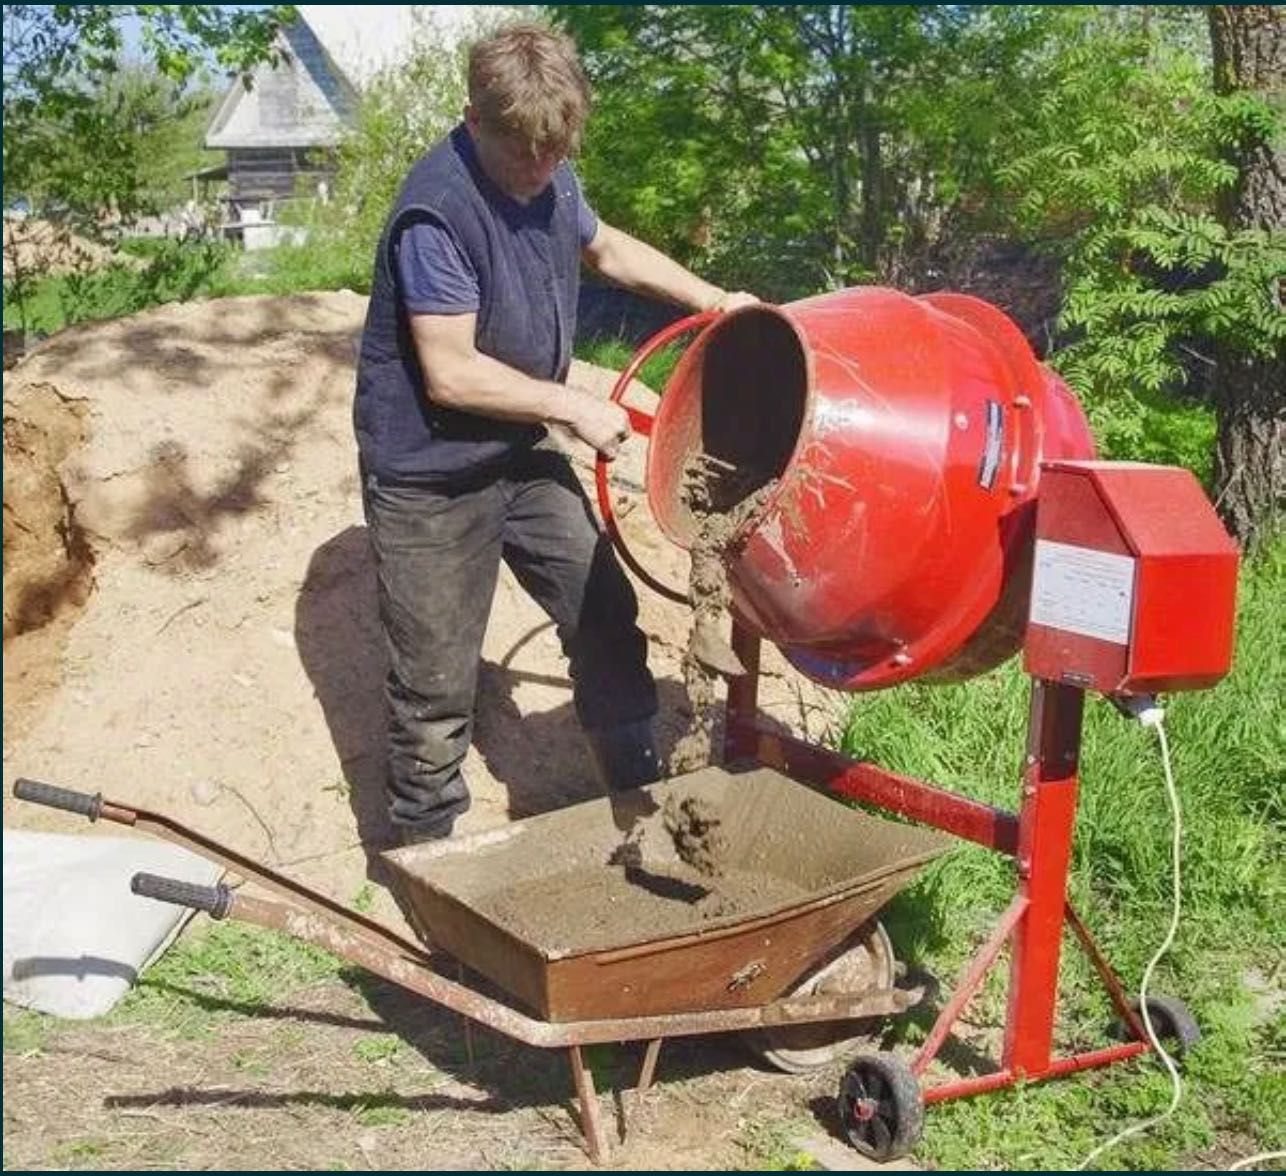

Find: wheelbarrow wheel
743;921;896;1074
1116;994;1201;1057
837;1052;923;1162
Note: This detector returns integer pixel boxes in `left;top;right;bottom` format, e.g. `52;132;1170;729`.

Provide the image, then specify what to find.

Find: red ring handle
594;311;717;604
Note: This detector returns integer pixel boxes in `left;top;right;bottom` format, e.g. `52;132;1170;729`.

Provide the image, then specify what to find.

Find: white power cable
1078;705;1185;1170
1075;705;1281;1172
1228;1154;1286;1171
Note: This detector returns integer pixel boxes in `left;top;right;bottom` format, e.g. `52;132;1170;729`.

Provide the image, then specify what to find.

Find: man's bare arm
583;221;759;313
409;312;631;457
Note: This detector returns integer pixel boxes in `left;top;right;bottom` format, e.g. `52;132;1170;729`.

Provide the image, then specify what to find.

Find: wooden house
202;6;485;247
203;14;357;244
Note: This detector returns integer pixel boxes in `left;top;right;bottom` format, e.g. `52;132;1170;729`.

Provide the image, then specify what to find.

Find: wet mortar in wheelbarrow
383;763;949;1024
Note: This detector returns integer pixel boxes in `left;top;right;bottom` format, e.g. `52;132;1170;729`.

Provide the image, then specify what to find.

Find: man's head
464;23;591;202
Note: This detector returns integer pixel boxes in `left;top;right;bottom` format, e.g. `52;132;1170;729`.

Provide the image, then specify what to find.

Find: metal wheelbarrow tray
384;764;948;1022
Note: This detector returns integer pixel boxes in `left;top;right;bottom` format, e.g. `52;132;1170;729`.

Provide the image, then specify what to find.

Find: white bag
3;828;220;1019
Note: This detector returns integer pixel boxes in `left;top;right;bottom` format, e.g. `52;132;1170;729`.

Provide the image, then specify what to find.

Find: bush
3;237;234;335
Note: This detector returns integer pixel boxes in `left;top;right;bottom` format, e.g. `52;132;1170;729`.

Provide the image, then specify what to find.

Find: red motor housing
1024;461;1239;694
646;287;1096;690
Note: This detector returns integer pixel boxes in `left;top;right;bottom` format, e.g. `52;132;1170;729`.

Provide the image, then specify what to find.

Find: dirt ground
2;293;870;1170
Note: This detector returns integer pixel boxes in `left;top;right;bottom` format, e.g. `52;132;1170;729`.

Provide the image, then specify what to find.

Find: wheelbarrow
13;763;950;1162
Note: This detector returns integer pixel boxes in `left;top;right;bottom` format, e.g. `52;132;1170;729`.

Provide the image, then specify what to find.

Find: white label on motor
1030;540;1136;645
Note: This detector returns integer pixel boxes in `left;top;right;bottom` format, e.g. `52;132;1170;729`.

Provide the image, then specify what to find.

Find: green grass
350;1095;413;1128
1;232;367;336
108;918;346;1035
736;1115;823;1170
3;239;236;335
575;335;685;392
206;238;370;300
2;918;355;1068
841;540;1285;1169
53;1138;109;1163
2;1006;54;1055
352;1033;402;1065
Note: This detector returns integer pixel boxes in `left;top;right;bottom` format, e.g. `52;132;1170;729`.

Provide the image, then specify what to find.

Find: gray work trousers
361;444;658;838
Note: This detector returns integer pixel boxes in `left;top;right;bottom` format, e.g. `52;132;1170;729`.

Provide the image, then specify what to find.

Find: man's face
465;107;563;203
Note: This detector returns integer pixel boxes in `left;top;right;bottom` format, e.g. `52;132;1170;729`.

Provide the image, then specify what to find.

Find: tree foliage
995;14;1283;478
7;5;1273;535
3;5;293;335
3;4;293;225
553;5;1078;299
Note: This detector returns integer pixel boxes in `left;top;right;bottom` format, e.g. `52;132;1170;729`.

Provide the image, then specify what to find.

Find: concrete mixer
594;285;1240;1160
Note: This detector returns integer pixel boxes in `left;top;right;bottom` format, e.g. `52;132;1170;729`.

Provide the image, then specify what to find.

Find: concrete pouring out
662;792;729;876
668;452;778;779
653;452;778;874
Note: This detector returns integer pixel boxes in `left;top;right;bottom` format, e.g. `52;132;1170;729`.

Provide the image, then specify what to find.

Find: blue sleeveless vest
354;125;582;483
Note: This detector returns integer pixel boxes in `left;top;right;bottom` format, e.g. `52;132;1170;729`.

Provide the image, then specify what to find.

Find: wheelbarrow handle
13;777;103;821
131;872;233;920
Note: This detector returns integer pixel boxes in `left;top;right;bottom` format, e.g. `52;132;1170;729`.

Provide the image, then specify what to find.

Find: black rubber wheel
1121;993;1201;1056
837;1052;923;1162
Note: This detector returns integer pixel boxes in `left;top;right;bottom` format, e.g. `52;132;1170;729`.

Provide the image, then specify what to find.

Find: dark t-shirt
395;190;599;315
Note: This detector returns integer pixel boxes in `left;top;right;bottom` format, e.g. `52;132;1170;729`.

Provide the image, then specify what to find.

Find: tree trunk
859;80;883;275
1207;6;1285;549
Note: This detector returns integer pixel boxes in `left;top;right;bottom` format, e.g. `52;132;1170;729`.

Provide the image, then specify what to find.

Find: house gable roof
297;5;435;89
205;16;359;150
205;6;485;152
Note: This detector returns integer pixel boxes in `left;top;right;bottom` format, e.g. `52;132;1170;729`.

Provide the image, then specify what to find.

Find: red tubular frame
723;623;1158;1106
593;311;715;606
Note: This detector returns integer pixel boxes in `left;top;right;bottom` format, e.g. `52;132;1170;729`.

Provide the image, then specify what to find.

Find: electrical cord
1228;1154;1286;1171
1078;705;1184;1170
1078;709;1284;1173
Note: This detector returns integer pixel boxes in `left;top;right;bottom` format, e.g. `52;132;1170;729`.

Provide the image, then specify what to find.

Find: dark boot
585;718;663;793
398;819;455;847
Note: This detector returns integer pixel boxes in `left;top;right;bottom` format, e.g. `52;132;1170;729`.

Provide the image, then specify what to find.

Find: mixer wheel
1116;994;1201;1057
743;921;896;1074
837;1052;923;1162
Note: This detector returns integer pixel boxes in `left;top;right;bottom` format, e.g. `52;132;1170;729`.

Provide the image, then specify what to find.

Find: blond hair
467;23;591;157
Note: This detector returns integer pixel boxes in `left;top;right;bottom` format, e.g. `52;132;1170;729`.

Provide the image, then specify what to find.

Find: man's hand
567;393;632;459
709;290;760;313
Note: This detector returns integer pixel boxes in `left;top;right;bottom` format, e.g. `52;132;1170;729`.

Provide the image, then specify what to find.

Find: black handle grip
131;872;232;919
12;777;103;821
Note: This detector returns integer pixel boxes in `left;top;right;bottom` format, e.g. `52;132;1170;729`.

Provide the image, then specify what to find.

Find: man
354;22;757;844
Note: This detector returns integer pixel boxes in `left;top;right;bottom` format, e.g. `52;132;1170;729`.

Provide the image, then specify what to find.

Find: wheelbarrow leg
636;1038;663;1094
568;1045;610;1163
619;1037;665;1142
